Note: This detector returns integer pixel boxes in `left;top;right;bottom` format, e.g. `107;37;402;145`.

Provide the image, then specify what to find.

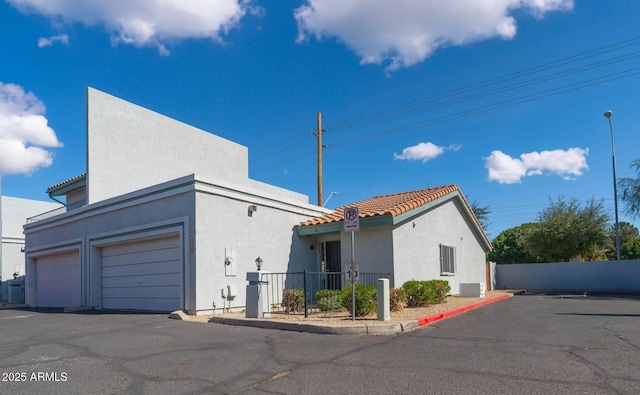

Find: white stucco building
296;185;492;295
23;88;330;314
0;195;60;303
23;88;491;314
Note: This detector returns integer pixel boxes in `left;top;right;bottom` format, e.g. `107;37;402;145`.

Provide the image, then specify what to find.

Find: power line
249;35;640;174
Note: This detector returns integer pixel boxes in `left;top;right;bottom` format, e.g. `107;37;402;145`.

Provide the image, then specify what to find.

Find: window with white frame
440;244;456;275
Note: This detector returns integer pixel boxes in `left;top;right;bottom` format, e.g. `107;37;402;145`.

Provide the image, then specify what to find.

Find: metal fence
260;271;392;317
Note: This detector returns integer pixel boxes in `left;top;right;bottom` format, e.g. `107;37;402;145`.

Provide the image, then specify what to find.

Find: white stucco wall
339;226;394;282
392;198;488;294
1;196;61;301
193;177;327;314
66;188;86;205
86;87;249;204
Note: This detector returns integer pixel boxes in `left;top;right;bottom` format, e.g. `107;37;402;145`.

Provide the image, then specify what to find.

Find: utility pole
313;112;327;206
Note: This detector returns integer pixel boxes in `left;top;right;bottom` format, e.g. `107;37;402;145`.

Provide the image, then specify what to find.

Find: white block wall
496;260;640;292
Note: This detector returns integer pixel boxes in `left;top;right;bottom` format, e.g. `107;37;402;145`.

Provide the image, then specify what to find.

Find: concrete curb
204;293;513;335
417;293;513;327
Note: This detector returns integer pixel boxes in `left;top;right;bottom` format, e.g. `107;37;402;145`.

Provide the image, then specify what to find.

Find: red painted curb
417;293;511;327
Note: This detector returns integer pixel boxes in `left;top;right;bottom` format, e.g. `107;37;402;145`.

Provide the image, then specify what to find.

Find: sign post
343;207;359;320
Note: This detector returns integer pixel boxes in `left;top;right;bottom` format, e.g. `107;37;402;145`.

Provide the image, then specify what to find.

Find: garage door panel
102;273;179;288
102;285;180;299
101;236;181;312
102;260;180;277
102;298;180;311
102;238;179;256
36;252;80;308
101;247;180;268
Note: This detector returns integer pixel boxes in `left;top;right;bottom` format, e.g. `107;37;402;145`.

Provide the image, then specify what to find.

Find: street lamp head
604;110;612;118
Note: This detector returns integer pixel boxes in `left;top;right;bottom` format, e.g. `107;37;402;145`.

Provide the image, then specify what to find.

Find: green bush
341;284;377;317
282;288;305;313
315;289;343;311
389;287;407;312
402;280;450;307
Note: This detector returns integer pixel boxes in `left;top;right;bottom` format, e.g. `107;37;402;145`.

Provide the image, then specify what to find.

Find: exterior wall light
255;256;263;271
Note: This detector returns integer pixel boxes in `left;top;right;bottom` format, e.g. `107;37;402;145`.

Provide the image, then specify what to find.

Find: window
440;244;456;275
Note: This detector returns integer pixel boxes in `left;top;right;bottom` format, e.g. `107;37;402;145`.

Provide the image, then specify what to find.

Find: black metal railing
260;271;392;318
26;199;87;224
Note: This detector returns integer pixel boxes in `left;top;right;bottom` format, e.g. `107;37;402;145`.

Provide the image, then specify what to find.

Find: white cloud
394;142;460;162
484;147;588;184
294;0;573;72
0;82;62;175
9;0;259;55
37;33;69;47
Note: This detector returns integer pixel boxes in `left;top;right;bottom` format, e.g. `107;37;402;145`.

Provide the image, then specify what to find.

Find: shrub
389;287;407;312
430;280;451;304
341;284;377;317
402;280;450;307
282;288;305;313
316;289;343;311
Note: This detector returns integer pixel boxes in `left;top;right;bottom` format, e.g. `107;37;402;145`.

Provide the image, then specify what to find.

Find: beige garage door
101;236;182;311
36;252;81;308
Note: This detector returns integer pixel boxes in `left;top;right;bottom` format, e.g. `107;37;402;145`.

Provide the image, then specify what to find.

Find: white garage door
36;252;81;308
101;236;182;311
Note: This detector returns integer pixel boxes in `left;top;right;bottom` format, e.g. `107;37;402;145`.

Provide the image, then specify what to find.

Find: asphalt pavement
0;293;638;394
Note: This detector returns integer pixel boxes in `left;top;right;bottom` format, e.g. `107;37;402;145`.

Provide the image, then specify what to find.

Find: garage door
36;251;81;308
101;236;182;311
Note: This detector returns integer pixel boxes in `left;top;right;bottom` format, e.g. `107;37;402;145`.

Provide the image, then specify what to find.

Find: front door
323;241;341;289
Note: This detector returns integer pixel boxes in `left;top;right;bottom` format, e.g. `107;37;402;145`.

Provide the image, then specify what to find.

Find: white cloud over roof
394;142;460;162
295;0;573;72
8;0;258;55
484;147;588;184
0;82;62;175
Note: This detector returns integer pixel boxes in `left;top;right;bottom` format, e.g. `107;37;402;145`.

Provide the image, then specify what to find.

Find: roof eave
295;214;393;236
47;174;87;197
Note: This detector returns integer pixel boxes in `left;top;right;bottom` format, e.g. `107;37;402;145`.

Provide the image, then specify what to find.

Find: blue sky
1;0;639;239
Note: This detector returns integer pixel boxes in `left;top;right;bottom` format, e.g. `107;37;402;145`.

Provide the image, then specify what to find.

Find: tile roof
297;184;491;248
297;184;467;226
47;173;86;193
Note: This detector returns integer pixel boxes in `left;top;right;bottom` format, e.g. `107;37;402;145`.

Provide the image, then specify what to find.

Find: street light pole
604;110;621;261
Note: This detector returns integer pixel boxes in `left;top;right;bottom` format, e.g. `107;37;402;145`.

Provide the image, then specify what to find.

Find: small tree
604;222;640;260
526;197;610;262
619;159;640;219
489;223;541;264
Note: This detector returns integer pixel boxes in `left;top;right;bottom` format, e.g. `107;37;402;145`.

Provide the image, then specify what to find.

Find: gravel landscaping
181;290;511;326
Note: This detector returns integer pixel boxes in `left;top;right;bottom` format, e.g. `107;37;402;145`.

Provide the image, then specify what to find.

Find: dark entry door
323;241;342;290
325;241;341;272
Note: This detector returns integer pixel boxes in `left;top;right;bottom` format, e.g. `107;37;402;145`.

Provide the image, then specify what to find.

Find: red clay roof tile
297;185;464;227
296;185;490;247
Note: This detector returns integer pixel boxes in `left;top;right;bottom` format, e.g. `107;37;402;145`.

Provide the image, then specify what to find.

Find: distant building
1;196;60;302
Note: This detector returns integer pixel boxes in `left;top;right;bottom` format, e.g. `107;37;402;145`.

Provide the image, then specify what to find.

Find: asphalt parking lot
0;293;638;394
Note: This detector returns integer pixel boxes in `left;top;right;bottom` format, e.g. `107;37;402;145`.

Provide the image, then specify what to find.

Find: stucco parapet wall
24;174;330;232
193;174;331;217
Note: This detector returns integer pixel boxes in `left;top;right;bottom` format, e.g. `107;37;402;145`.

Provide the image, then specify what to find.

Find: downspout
47;191;66;206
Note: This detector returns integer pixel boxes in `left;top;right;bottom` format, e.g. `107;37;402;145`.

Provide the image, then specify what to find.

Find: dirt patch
181;290;510;325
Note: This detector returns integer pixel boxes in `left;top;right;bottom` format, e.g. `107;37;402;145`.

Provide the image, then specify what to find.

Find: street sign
346;260;360;285
343;207;360;232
